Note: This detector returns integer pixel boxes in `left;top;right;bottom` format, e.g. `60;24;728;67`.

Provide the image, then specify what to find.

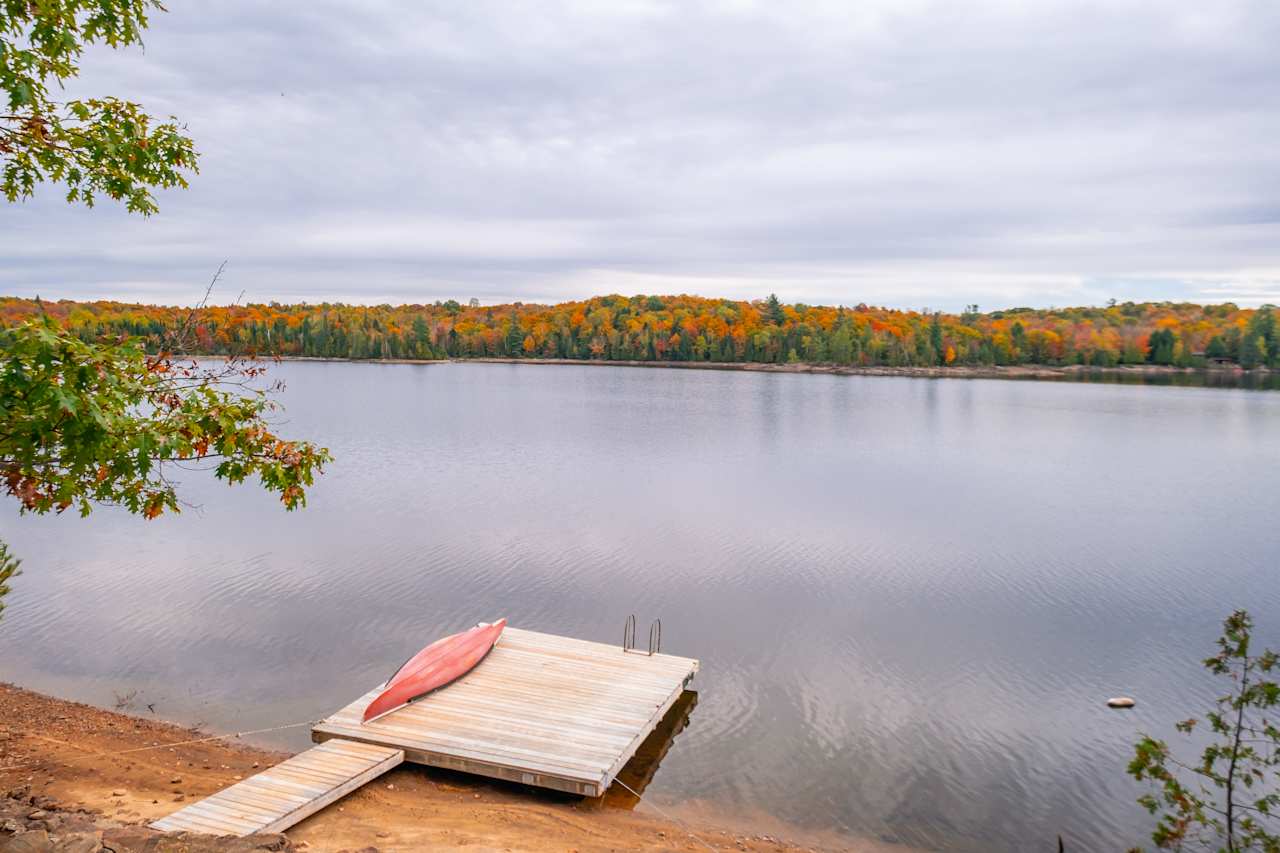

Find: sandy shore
213;353;1270;382
0;683;906;852
461;357;1265;380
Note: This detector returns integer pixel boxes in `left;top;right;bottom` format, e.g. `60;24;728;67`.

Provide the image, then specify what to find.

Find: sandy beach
0;683;909;852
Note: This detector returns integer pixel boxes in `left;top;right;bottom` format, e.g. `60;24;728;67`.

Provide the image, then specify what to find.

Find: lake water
3;362;1280;851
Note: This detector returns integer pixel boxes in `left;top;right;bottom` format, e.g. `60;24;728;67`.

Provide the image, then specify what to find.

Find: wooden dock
151;625;698;836
313;626;699;796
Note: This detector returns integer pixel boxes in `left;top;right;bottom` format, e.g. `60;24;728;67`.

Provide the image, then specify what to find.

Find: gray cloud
2;0;1278;309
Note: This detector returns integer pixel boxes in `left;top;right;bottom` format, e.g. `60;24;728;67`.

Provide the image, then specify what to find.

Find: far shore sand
0;682;913;852
207;353;1272;382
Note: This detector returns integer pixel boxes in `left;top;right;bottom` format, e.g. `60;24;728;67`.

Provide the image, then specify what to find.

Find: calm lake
3;362;1280;851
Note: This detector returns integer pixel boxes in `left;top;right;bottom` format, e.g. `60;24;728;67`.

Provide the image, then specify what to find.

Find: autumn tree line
3;294;1278;370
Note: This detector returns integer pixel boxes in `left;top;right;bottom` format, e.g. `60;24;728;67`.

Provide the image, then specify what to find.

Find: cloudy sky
2;0;1278;310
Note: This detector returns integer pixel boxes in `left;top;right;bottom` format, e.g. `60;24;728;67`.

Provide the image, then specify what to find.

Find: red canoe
362;619;506;723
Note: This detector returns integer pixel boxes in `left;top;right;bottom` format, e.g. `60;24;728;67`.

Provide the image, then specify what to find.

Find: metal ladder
622;614;662;656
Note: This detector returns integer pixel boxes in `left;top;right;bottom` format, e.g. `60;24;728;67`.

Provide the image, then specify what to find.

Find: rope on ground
613;777;720;852
0;718;319;773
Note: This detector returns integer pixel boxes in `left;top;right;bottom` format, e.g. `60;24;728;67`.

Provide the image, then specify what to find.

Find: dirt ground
0;683;907;852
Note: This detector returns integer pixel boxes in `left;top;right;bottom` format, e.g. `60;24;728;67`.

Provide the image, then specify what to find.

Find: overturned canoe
363;619;506;723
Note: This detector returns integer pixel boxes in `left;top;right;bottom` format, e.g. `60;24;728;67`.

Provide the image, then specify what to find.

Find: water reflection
1018;368;1280;391
596;690;699;809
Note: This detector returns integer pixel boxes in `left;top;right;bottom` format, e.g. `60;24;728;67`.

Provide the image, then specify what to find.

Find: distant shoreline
211;354;1274;382
459;357;1273;381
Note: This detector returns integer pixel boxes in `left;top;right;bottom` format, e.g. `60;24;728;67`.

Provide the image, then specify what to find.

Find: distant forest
3;295;1278;369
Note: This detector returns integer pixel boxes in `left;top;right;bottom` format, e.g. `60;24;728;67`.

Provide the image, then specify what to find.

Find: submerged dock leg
150;739;403;837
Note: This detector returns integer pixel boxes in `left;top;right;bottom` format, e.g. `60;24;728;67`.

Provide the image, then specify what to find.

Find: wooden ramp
150;739;402;836
313;626;699;797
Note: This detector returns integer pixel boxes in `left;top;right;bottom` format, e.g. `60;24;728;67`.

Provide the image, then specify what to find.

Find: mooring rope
612;777;720;852
0;718;319;773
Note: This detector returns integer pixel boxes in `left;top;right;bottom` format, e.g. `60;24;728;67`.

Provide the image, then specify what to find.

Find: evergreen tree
1246;306;1277;366
1224;327;1242;361
505;314;523;357
1240;334;1266;369
1148;329;1176;365
766;293;785;325
929;313;945;365
1011;321;1027;364
412;316;430;358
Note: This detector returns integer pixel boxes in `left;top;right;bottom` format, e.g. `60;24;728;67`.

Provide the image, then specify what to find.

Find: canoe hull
362;619;506;723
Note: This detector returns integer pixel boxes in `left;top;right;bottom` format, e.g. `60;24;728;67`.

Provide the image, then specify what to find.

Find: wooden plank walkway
150;739;403;836
313;626;699;796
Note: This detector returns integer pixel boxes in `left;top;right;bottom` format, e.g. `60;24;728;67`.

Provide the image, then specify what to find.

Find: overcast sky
2;0;1278;310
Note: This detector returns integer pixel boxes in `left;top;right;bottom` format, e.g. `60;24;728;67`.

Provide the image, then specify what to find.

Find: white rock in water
1107;697;1136;708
